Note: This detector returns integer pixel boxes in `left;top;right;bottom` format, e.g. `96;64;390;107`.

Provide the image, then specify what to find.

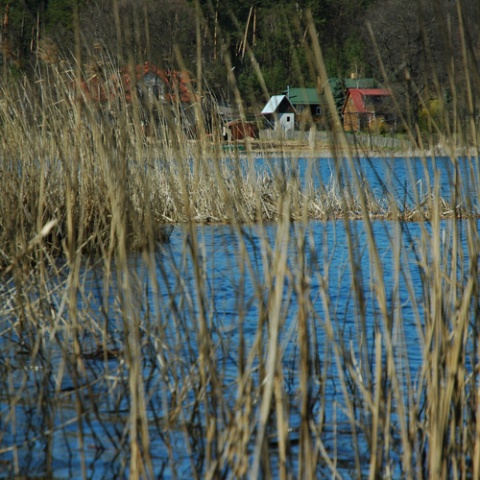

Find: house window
315;106;321;116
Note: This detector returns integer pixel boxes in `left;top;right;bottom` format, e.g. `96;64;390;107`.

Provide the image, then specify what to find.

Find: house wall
343;97;360;132
295;107;326;131
343;96;385;132
227;121;257;140
343;92;395;133
278;113;295;131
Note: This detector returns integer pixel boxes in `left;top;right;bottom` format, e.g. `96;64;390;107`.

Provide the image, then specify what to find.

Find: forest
1;0;480;133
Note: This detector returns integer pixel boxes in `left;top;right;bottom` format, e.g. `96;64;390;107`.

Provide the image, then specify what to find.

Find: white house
261;95;295;131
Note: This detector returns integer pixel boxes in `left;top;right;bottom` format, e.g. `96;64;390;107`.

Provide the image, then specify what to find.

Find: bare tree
364;0;458;134
79;0;197;69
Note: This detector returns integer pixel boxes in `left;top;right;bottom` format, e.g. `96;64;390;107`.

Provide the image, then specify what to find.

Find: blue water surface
245;154;480;210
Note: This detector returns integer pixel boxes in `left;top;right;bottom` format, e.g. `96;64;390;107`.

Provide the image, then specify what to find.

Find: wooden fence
258;129;411;151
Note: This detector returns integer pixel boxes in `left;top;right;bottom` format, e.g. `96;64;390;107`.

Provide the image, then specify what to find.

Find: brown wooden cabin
342;88;394;133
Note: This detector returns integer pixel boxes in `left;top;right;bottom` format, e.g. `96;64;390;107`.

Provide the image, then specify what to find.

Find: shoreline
220;138;479;159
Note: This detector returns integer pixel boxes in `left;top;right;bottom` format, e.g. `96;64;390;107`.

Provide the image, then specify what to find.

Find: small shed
261;95;295;131
342;88;394;133
224;119;258;140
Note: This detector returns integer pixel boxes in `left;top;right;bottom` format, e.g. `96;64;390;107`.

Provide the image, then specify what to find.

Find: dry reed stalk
250;196;290;479
475;336;480;480
283;221;317;477
367;332;383;480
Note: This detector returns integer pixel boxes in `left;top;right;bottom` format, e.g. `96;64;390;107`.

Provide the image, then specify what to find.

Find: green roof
286;88;322;105
285;79;379;106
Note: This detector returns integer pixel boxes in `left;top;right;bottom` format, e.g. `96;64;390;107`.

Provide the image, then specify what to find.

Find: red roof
345;88;391;114
119;62;193;103
78;61;195;104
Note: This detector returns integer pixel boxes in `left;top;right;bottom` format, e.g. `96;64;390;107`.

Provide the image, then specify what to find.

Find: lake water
249;154;480;210
1;155;479;478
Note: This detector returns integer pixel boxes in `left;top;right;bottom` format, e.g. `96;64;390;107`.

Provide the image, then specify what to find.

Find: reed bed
0;58;476;267
1;4;480;480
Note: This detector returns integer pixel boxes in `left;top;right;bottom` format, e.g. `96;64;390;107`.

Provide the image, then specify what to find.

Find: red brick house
342;88;394;133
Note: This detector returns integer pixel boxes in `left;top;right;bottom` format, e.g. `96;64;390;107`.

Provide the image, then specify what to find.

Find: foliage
0;0;480;135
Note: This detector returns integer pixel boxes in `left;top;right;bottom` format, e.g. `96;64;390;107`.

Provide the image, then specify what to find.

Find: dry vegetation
1;6;480;480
